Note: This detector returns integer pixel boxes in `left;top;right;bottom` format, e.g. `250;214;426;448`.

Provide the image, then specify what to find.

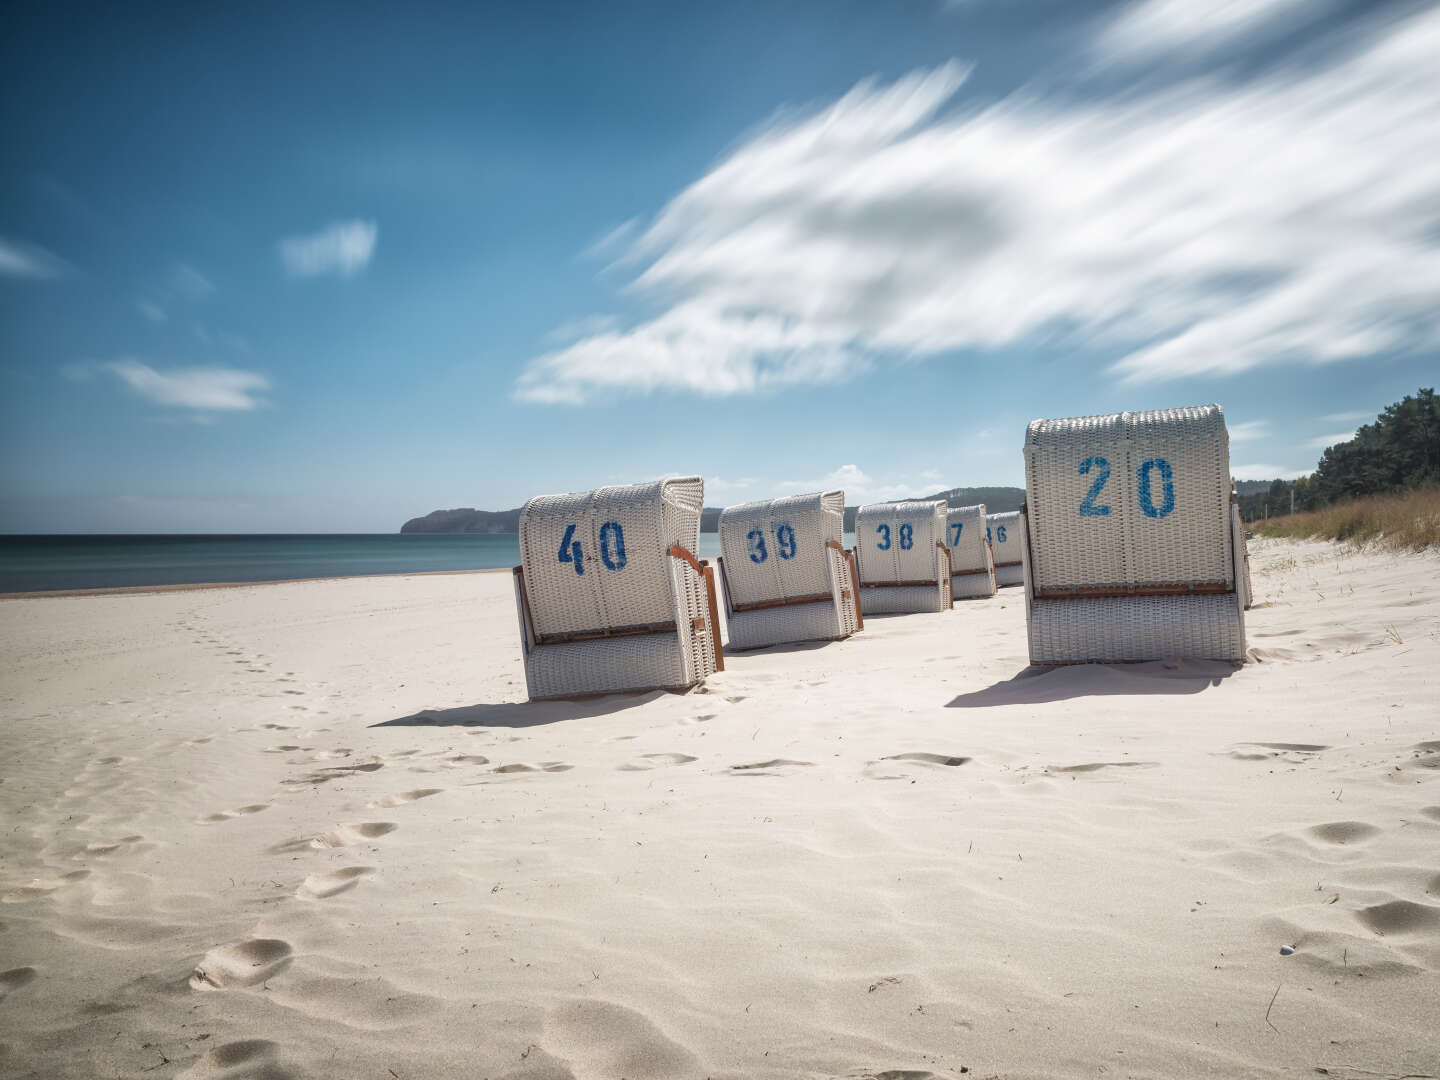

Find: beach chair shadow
945;660;1237;708
374;691;668;730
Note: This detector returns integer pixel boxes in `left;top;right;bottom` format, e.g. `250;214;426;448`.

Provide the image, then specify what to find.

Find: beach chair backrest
1024;405;1233;595
855;500;947;585
718;491;844;609
519;477;704;639
946;503;989;574
987;510;1023;566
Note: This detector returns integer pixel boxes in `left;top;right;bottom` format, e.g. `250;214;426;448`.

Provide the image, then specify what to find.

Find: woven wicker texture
1023;405;1245;664
513;477;718;699
947;503;996;600
859;583;951;615
724;599;845;651
855;499;950;614
1231;501;1253;609
718;491;843;609
987;510;1026;588
1028;593;1246;664
519;477;703;639
1025;406;1232;592
717;491;859;650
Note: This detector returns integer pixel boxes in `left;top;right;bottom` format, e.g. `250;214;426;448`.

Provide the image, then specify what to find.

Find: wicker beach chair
1021;405;1249;665
512;477;723;699
946;503;996;600
854;500;952;614
986;510;1026;588
715;491;862;650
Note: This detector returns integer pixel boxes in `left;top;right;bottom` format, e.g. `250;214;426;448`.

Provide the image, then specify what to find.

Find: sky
2;0;1437;533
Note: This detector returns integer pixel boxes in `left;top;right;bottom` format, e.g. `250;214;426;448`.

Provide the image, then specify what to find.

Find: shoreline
0;565;512;601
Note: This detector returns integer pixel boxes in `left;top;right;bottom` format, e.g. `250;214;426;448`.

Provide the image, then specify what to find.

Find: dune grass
1255;486;1440;552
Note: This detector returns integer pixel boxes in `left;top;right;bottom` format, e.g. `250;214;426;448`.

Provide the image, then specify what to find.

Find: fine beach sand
1;539;1437;1079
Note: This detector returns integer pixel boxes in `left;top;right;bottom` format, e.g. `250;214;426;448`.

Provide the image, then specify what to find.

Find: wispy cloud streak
520;6;1440;404
280;221;378;278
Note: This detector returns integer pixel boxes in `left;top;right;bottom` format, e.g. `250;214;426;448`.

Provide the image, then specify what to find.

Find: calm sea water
0;533;739;594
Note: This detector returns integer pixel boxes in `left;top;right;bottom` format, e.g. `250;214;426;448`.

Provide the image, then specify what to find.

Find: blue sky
2;0;1436;532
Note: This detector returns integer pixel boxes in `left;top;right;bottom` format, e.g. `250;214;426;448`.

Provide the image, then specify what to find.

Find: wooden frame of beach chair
512;476;723;700
946;503;997;600
1020;405;1248;664
986;510;1026;588
853;500;953;614
715;490;862;651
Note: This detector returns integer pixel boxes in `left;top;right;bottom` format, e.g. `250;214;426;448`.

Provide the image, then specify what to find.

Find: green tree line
1236;388;1438;522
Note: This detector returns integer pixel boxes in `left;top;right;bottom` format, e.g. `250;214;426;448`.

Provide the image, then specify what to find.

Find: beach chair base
859;582;950;615
1027;592;1246;665
725;600;850;651
951;569;997;600
995;563;1025;588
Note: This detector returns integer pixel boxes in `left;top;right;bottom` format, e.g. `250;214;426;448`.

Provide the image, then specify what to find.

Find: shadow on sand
373;690;667;730
724;639;831;658
946;660;1238;708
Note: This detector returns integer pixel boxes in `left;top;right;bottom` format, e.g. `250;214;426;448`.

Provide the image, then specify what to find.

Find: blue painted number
558;523;584;576
776;523;796;560
1078;456;1112;517
898;523;914;550
1137;458;1175;519
875;523;891;550
746;528;768;564
996;524;1007;543
598;521;626;570
950;523;963;547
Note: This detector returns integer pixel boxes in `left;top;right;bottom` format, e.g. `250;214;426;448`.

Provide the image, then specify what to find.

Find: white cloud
106;361;269;411
776;464;935;506
521;6;1440;403
1305;429;1357;449
280;221;377;278
1228;420;1268;441
137;300;167;323
1232;463;1309;481
1320;410;1373;423
0;236;69;279
171;263;215;299
1096;0;1328;62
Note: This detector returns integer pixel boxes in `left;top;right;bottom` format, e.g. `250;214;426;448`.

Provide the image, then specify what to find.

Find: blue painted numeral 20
876;523;914;551
1077;457;1175;519
557;521;627;576
747;523;797;565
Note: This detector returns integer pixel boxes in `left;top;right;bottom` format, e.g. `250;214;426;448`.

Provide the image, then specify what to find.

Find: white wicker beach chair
715;490;862;650
854;500;952;614
512;477;723;699
946;503;996;600
1021;405;1249;664
986;510;1026;588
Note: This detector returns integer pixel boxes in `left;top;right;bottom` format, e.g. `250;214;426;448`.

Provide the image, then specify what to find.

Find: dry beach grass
1257;485;1440;553
0;538;1437;1078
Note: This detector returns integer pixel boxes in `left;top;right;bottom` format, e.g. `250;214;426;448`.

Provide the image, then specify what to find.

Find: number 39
747;523;797;564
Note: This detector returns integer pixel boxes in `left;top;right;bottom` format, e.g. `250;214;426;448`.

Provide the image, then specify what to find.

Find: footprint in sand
198;804;270;824
729;759;814;776
1421;807;1440;822
264;745;302;753
1355;899;1440;937
881;753;971;767
366;788;443;808
2;870;90;903
618;753;698;772
189;939;293;990
310;822;398;848
493;762;573;773
541;998;701;1079
1050;761;1158;774
1308;821;1381;845
284;760;385;785
176;1038;295;1079
0;966;38;1002
444;754;489;766
261;724;294;731
1228;741;1329;761
296;866;374;900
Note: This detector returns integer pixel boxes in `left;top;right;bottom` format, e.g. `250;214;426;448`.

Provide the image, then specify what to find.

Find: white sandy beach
1;538;1437;1080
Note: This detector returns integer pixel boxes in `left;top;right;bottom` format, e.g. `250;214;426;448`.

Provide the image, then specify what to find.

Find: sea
0;533;744;594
